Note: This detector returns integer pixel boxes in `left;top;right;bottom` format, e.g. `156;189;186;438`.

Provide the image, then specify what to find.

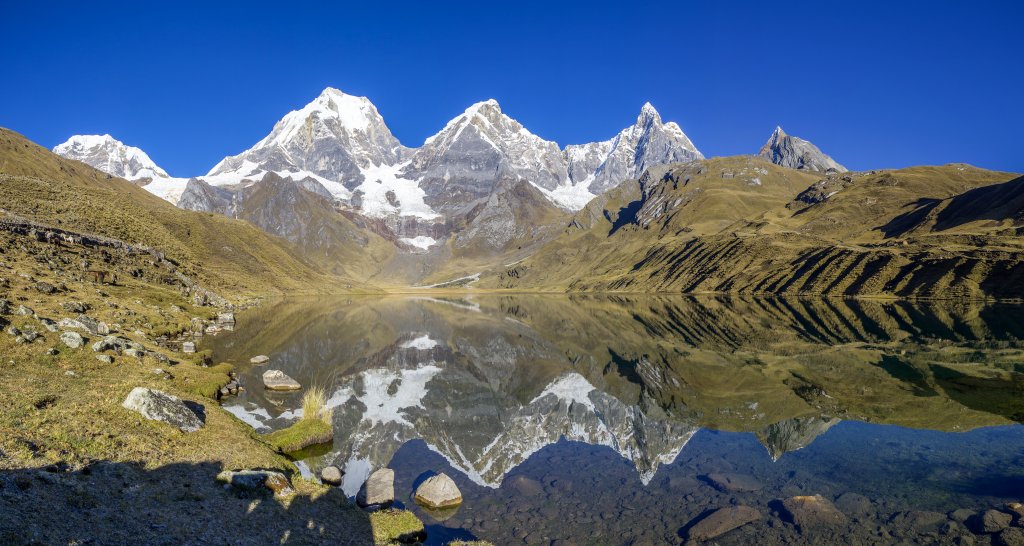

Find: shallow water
205;295;1024;544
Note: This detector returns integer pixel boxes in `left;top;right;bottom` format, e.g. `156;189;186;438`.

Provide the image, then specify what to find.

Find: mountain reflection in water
206;295;1024;544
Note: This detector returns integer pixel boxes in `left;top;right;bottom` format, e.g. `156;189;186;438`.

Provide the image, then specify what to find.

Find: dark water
205;296;1024;544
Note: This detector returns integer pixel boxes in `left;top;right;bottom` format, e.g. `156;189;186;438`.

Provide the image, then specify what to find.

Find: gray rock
182;341;196;354
262;369;300;391
320;466;343;486
780;494;848;530
357;468;394;507
124;348;146;359
688;505;762;541
215;470;293;497
5;325;19;337
15;305;34;316
414;473;462;509
60;331;84;349
61;301;87;313
759;126;846;173
951;509;977;523
21;330;40;342
0;299;10;314
250;355;270;364
121;387;204;433
38;317;58;332
34;282;57;294
216;312;235;325
96;355;114;364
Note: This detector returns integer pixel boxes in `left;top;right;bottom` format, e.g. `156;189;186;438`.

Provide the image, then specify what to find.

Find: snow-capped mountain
53;134;191;204
759;126;847;172
402;99;568;214
54;134;169;181
564;102;703;197
205;87;410;199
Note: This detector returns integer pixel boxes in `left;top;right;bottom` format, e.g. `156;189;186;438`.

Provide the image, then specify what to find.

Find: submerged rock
358;468;395;507
687;505;761;541
262;369;300;390
121;387;203;432
779;494;847;530
414;473;462;508
971;510;1013;534
706;472;762;492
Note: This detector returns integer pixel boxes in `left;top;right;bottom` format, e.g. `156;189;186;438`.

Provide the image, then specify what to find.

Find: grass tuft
301;385;332;424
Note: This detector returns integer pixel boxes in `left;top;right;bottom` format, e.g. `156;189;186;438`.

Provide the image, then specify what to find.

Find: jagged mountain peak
53;134;170;180
638;101;662;124
759;126;846;173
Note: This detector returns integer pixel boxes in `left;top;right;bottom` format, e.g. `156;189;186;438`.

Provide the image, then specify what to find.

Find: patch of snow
141;176;190;204
357;365;442;427
222;404;273;431
538;180;598;210
354;162;440;219
531;373;597;411
399;236;438;250
400;334;439;350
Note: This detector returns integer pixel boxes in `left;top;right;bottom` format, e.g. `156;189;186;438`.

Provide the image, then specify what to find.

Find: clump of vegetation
301;385;333;424
262;385;334;453
369;509;426;545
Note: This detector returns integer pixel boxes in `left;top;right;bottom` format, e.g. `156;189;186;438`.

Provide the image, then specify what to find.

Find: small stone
706;472;762;492
46;348;59;355
217;312;235;324
34;282;57;294
96;355;114;364
121;387;204;433
262;369;301;391
38;318;58;332
321;466;344;486
357;468;395;507
15;305;34;316
687;505;762;541
21;330;40;342
5;325;19;337
60;331;84;349
780;494;848;530
124;348;145;359
1006;503;1024;524
64;370;76;377
62;301;87;313
971;510;1013;534
414;473;463;509
250;355;270;364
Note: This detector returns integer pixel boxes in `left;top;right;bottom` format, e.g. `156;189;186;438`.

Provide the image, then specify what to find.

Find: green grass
369;509;426;545
261;419;334;454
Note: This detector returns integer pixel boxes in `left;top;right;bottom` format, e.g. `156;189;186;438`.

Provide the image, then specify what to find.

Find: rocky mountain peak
759;126;846;173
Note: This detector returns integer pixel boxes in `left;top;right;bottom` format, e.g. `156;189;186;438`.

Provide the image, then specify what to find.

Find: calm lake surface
206;295;1024;545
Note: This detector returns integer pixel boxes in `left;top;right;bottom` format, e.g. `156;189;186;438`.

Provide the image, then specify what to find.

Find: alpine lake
204;295;1024;545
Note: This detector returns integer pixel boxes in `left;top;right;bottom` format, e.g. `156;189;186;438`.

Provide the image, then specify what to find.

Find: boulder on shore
321;466;344;486
122;387;204;433
414;473;463;509
262;369;300;390
357;468;395;507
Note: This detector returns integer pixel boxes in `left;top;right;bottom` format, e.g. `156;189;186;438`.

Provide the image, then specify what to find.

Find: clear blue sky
2;0;1021;176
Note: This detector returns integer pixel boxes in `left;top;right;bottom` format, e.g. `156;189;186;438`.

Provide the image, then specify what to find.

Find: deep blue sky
2;1;1021;176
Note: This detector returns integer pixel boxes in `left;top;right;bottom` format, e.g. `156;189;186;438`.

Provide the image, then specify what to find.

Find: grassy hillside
480;157;1024;299
0;128;375;299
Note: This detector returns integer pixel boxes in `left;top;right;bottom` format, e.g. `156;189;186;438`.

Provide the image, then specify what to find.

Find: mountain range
34;86;1024;296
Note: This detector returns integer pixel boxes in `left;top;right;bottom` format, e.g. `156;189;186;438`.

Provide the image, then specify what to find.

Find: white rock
60;331;84;349
122;387;203;432
250;355;270;364
262;369;300;391
414;473;463;508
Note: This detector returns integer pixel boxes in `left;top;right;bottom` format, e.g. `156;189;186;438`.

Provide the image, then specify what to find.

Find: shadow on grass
0;460;381;545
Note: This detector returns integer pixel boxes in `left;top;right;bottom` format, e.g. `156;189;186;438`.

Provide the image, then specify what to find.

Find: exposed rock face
403;99;567;214
53;134;169;181
413;473;462;508
687;505;762;541
206;87;409;196
759;126;847;172
357;468;395;506
121;387;204;433
262;370;301;391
